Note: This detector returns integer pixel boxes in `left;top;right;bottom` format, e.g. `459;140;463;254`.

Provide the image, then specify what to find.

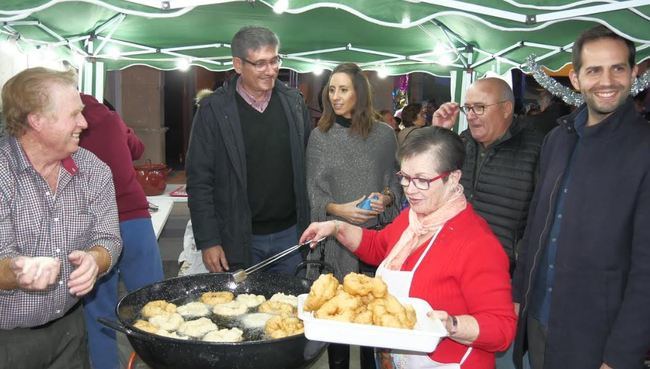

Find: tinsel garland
525;55;650;107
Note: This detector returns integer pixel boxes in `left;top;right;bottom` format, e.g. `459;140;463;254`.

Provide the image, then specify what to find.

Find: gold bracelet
333;220;340;236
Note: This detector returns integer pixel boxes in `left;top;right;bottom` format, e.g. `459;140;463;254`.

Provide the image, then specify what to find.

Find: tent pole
80;37;106;101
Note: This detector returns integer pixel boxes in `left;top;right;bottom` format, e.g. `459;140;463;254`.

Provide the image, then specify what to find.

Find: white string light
175;58;191;71
273;0;288;14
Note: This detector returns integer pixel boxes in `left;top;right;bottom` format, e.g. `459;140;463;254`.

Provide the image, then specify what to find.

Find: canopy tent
2;0;649;76
1;0;649;116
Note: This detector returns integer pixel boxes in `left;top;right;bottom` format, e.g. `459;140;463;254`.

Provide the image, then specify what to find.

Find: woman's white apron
375;228;471;369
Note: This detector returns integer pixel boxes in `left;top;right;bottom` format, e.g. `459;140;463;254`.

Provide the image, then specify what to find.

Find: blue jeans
250;224;302;275
83;218;164;369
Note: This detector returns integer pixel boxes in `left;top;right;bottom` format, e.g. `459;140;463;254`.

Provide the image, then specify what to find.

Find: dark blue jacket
512;98;650;369
186;76;312;267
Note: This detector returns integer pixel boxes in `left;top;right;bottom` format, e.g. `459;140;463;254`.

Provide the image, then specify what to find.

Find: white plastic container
298;294;448;353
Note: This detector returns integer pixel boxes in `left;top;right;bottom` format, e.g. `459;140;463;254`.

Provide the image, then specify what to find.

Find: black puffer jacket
460;118;544;270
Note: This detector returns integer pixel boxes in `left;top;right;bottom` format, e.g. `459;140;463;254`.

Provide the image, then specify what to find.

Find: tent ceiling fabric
1;0;649;76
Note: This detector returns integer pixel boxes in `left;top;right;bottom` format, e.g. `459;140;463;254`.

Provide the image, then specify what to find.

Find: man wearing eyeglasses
432;78;544;275
433;78;544;369
186;26;312;276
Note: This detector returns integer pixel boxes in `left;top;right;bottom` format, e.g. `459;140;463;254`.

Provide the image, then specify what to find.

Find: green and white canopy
2;0;649;78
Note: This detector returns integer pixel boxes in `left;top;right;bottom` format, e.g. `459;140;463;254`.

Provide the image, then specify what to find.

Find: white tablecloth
146;198;174;239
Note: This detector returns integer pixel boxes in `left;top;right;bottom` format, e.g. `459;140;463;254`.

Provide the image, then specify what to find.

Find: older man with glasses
186;26;312;276
433;78;544;275
433;77;544;368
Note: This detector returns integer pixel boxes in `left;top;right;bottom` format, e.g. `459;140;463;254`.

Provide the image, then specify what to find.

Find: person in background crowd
186;26;312;275
379;109;399;131
305;62;402;369
397;103;427;146
0;67;122;369
79;93;164;369
525;89;571;136
512;25;650;369
633;88;649;121
423;98;439;126
301;127;516;369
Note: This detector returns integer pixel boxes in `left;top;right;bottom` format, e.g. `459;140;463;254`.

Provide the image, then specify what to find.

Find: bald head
473;78;514;105
464;78;515;147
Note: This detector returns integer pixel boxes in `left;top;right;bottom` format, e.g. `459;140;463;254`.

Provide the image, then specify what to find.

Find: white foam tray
298;294;448;353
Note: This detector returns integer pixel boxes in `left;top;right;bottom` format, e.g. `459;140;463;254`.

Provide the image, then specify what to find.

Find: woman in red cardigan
300;126;516;369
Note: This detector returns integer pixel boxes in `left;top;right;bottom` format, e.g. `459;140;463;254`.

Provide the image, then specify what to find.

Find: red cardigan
356;205;516;369
79;94;150;222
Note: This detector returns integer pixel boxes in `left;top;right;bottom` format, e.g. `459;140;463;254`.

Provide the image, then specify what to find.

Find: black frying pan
99;272;326;369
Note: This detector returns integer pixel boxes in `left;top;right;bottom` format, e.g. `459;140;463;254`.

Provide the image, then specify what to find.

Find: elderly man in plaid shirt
0;67;122;369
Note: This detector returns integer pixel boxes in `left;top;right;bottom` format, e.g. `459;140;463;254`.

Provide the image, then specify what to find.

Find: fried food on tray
141;300;177;318
303;273;339;311
212;300;249;316
368;294;417;329
200;291;234;306
304;272;417;329
343;272;387;298
258;300;296;315
265;315;304;339
314;290;361;322
353;306;373;325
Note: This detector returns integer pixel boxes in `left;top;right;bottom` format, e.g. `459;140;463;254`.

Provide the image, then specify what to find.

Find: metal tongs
231;237;326;283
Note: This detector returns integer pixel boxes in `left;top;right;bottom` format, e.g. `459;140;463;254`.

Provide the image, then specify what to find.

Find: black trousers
328;343;376;369
526;316;548;369
0;303;91;369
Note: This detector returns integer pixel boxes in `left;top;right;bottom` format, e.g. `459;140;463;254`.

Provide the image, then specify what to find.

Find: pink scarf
384;184;467;270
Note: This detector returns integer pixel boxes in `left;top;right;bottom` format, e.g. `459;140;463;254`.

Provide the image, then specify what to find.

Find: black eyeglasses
396;171;450;190
240;55;282;71
459;100;507;116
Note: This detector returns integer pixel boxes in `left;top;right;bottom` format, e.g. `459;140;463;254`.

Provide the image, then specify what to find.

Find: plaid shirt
0;137;122;329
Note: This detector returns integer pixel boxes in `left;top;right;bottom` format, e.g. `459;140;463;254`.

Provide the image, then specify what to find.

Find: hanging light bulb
433;42;454;66
377;65;388;79
273;0;288;14
176;58;191;71
438;53;454;65
0;37;15;54
73;53;86;66
312;60;323;75
107;46;121;60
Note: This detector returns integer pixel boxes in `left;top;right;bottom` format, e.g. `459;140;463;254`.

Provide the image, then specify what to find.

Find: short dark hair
397;126;465;175
231;26;279;59
318;63;375;139
401;103;423;128
572;25;636;72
